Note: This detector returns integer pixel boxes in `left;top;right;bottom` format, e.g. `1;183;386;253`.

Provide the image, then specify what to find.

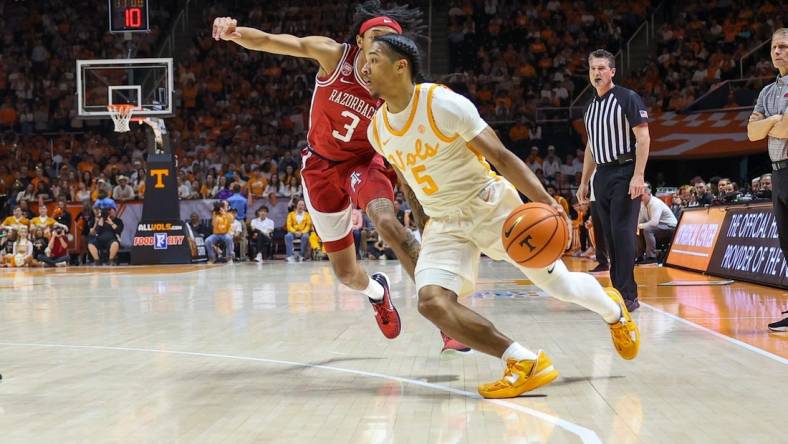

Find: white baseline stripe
0;341;602;444
641;303;788;366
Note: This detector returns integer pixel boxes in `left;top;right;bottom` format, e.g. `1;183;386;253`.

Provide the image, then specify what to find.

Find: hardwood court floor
0;258;786;443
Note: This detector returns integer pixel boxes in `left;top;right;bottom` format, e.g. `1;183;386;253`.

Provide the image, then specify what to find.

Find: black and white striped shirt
583;85;648;164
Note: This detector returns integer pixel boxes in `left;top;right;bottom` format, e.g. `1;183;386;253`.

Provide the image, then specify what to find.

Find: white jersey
367;83;497;218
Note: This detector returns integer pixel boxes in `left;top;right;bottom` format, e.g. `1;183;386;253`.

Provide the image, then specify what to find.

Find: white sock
522;260;622;324
362;277;384;301
502;342;538;363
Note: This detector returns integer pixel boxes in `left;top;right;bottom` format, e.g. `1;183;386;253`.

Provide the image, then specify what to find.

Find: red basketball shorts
300;148;395;252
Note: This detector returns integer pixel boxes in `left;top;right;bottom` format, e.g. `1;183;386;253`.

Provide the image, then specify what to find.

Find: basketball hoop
107;104;137;132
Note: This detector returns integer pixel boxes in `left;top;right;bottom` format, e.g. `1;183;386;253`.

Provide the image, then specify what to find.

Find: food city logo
133;233;185;248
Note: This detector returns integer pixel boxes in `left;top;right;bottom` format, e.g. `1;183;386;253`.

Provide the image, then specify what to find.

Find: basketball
501;203;569;268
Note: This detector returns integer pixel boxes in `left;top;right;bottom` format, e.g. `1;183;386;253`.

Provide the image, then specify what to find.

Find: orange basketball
501;202;569;268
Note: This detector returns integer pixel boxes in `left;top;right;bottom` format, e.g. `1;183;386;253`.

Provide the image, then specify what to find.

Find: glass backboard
76;58;173;118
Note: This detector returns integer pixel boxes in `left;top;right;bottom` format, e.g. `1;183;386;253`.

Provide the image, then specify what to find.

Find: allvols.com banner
573;110;763;158
666;203;788;289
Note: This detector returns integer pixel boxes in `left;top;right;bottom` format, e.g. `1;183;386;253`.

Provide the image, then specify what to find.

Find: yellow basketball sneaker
478;350;558;399
606;287;640;360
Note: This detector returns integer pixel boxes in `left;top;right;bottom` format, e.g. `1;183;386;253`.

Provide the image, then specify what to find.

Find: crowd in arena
447;0;651;120
0;0;780;268
622;0;783;111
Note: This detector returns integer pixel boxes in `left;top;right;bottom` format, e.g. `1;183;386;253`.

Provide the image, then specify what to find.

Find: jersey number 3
332;111;361;142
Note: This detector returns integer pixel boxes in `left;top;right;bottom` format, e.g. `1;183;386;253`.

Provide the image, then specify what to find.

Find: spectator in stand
264;174;282;198
750;177;761;196
285;199;311;263
637;184;677;264
250;206;274;262
186;212;211;238
73;181;92;203
205;201;235;264
112;176;136;202
525;146;543;173
247;168;268;201
541;146;562;181
694;180;714;206
17;184;36;205
93;189;117;210
757;173;772;199
53;199;73;232
0;97;17;129
508;117;530;151
227;183;248;221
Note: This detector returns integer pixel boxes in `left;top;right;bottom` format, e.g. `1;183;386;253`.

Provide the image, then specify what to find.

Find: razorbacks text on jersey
308;44;383;162
367;83;499;218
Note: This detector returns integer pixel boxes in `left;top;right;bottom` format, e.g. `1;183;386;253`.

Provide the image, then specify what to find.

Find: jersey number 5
411;165;438;195
332;111;361;142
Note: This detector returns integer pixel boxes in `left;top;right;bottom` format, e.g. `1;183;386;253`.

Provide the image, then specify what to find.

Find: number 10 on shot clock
109;0;150;33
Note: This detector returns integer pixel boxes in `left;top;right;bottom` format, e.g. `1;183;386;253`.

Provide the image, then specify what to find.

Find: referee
748;28;788;332
577;49;651;312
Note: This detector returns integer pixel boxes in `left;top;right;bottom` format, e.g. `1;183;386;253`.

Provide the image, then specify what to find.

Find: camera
100;208;111;219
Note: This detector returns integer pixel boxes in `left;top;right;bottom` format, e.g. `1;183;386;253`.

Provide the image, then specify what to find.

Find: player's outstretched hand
213;17;242;41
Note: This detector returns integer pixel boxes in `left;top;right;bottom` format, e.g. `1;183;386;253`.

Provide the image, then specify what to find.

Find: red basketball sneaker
441;331;471;354
369;272;401;339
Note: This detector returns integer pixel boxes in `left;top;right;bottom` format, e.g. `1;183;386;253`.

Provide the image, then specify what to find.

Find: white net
107;104;136;132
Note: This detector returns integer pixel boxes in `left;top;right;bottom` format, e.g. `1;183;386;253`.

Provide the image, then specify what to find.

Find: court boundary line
641;303;788;365
0;341;602;444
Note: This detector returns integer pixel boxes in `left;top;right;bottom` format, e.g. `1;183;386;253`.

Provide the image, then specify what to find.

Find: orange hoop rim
107;103;137;111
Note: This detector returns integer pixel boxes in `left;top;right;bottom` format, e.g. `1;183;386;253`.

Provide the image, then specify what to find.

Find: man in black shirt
88;207;124;265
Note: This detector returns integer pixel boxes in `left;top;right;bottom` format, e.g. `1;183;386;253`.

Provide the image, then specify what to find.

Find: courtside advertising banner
665;207;726;272
707;205;788;289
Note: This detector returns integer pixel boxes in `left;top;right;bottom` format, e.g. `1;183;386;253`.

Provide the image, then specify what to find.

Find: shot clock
109;0;150;33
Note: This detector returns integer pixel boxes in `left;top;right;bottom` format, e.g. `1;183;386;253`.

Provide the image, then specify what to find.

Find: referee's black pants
593;162;641;303
773;167;788;260
590;202;609;267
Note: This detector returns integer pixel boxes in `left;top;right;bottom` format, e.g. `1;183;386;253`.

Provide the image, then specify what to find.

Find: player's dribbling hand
212;17;242;41
576;183;589;205
550;202;573;249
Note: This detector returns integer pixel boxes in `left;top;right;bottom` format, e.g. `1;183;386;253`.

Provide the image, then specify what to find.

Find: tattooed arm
395;170;428;234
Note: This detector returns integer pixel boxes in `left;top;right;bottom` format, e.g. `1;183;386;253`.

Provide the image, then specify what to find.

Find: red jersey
308;44;383;162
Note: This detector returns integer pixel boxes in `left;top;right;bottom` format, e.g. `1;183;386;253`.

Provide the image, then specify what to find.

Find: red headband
359;16;403;36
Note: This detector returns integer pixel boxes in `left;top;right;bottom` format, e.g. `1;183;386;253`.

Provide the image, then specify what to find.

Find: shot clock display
109;0;150;33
